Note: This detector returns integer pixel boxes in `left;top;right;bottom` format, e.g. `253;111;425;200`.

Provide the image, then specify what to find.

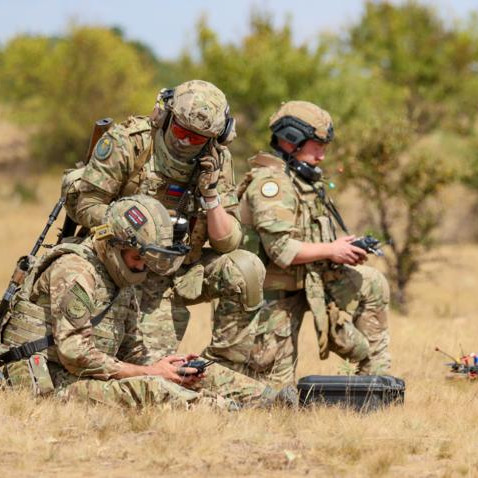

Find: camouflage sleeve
116;293;155;366
48;255;122;379
76;125;136;228
217;147;240;218
208;146;242;253
247;171;302;268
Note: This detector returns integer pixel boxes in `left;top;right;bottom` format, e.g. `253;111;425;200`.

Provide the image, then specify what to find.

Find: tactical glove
198;150;221;198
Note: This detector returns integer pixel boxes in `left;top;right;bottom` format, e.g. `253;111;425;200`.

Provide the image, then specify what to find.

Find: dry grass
2;174;478;477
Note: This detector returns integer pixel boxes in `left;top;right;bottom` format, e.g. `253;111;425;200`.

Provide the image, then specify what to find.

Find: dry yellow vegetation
1;174;478;477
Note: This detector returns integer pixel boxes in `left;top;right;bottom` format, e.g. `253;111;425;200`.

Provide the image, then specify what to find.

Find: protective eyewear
139;243;191;276
170;119;209;145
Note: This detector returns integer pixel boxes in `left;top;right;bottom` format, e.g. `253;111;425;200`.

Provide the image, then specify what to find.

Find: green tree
338;101;459;311
0;27;160;167
348;1;478;134
183;13;330;174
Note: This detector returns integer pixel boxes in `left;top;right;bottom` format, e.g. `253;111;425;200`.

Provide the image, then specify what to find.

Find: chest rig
1;241;132;364
290;171;337;245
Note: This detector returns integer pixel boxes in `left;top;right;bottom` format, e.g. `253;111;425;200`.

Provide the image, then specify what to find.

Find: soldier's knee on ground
227;250;265;311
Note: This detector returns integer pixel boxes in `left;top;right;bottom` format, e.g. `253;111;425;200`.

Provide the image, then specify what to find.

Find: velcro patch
71;283;94;313
125;206;148;230
261;181;279;198
66;296;88;319
94;136;113;161
166;184;186;197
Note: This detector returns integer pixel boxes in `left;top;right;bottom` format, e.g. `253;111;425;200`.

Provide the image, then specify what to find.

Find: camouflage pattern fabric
71;111;250;360
2;240;151;381
1;241;271;408
269;100;333;142
54;361;270;408
171;80;231;138
76;116;241;260
138;248;265;358
216;152;391;384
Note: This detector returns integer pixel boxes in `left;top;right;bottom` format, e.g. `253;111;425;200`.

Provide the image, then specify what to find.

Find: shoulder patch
66;296;88;319
71;282;94;313
261;181;279;198
125;206;148;230
94;136;113;161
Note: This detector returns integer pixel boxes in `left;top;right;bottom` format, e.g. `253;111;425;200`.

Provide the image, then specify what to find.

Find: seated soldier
0;195;288;408
204;101;390;384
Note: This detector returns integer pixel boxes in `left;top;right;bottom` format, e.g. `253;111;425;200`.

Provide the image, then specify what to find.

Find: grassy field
1;174;478;477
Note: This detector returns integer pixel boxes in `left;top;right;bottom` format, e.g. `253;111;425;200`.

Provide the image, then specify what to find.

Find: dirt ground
1;174;478;477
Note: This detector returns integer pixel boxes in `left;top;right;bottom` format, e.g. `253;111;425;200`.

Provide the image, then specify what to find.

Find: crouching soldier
0;195;286;408
205;101;391;384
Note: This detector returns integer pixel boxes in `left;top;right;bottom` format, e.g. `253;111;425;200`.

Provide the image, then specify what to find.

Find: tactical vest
2;241;134;363
61;116;153;224
239;153;336;291
68;115;233;264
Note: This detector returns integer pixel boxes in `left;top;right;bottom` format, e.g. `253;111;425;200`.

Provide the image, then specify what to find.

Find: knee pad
227;250;265;311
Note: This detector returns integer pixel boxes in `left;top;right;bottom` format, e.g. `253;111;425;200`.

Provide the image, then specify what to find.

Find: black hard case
297;375;405;412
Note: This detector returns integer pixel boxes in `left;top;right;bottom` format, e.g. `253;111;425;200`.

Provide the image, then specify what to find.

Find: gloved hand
198;150;221;198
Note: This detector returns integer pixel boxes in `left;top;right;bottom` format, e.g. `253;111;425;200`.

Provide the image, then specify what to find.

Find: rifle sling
0;289;119;365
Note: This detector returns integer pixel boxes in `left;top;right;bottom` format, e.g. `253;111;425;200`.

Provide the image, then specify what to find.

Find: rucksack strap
0;289;119;365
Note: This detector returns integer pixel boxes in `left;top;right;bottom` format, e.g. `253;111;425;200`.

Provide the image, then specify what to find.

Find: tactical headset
270;115;334;183
153;88;236;145
270;115;334;147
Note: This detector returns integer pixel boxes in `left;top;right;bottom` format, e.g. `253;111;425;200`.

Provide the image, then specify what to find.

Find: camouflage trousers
3;358;274;408
136;248;265;357
204;265;390;385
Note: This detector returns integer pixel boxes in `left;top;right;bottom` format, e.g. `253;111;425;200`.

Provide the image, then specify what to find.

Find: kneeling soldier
205;101;391;384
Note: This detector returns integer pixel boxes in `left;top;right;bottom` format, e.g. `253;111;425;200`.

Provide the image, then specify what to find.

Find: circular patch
94;137;113;161
261;181;279;198
66;296;88;319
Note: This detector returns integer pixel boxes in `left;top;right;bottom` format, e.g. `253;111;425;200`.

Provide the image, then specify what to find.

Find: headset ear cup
151;88;174;129
217;117;236;145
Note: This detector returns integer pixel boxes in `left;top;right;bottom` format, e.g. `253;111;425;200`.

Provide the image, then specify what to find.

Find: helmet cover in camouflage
171;80;229;138
93;195;185;287
269;101;334;144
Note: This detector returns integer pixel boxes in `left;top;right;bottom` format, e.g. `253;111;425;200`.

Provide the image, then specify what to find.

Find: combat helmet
269;100;334;150
153;80;236;144
92;195;189;288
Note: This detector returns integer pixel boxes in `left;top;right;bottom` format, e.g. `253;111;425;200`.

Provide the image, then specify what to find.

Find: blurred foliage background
1;0;478;308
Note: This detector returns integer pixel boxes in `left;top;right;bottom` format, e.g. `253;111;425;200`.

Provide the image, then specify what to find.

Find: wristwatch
199;195;221;211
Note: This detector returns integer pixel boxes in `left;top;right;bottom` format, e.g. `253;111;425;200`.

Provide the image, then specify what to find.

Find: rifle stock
57;117;113;243
0;197;65;326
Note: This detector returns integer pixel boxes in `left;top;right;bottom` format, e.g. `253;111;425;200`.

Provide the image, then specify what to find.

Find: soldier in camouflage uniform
0;195;279;408
204;101;391;384
65;80;265;359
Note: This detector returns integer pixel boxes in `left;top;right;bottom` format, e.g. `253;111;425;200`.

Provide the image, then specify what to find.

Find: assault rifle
57;117;113;242
0;197;65;325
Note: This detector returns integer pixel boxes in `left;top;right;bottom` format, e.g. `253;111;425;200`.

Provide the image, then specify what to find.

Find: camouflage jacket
2;240;154;380
76;116;241;263
239;152;336;291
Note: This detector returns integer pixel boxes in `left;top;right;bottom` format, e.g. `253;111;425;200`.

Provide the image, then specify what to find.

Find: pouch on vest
4;354;54;396
326;302;369;363
61;167;86;224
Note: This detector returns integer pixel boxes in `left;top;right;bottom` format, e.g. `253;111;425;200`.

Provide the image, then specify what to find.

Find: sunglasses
170;119;209;145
